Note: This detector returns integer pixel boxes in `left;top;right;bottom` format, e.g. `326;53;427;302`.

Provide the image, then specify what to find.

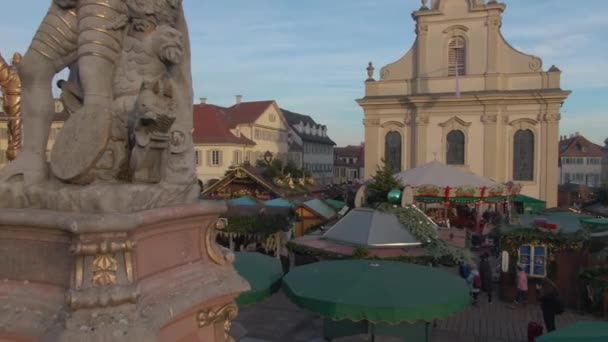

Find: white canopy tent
394;161;499;188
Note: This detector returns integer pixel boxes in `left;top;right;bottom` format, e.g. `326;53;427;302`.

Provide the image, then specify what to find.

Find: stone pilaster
539;112;560;208
484;13;502;90
412;116;429;167
415;21;429;94
481;112;499;180
363;118;381;178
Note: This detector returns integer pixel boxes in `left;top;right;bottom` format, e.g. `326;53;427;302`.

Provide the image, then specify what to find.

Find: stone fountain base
0;201;249;342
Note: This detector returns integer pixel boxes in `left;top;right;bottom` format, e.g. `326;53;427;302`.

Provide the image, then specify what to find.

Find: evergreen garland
225;214;294;235
376;203;472;265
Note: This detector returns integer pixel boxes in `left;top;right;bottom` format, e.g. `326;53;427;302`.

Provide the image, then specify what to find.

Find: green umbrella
282;259;469;323
537;321;608;342
234;252;284;306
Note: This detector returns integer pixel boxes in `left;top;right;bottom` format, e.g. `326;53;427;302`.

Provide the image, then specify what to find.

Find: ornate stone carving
0;0;198;212
529;57;542;72
92;254;119;286
362;118;380;127
415;116;430;126
366;62;375;82
416;23;429;35
539;113;561;123
481;114;498;124
197;302;239;342
205;218;235;266
381;68;390;79
486;16;502;28
439;116;472;128
0;53;22;162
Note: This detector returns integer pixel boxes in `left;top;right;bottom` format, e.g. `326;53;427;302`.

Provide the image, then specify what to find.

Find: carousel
392;161;521;236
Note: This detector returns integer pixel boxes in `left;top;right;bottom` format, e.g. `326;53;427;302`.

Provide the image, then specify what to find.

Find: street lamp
263;150;273;164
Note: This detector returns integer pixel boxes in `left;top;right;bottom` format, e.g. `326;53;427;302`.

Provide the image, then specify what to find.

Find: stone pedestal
0;201;249;342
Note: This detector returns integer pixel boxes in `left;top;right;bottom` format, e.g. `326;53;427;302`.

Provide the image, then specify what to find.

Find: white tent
394;161;499;188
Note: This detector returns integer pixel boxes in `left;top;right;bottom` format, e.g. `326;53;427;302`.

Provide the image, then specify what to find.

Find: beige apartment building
358;0;570;207
193;97;290;184
0;99;66;166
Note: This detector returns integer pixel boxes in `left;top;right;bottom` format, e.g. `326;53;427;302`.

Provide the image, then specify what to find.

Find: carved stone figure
0;53;22;162
0;0;198;212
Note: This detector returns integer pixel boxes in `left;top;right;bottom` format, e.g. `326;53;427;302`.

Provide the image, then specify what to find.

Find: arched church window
446;130;465;165
513;129;535;181
448;37;466;76
385;131;402;172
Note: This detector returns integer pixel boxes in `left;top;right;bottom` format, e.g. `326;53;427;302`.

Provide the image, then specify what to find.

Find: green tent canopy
234;252;283;306
537;320;608;342
282;260;469;324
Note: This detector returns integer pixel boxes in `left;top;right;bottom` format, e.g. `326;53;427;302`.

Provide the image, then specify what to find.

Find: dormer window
448;37;466;76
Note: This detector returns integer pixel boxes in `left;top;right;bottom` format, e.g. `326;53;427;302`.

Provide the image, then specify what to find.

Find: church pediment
439;116;472;128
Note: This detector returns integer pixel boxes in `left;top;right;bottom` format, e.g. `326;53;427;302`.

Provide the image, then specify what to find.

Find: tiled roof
224;101;275;127
334;145;364;167
559;135;604;158
192;104;255;145
281;109;336;146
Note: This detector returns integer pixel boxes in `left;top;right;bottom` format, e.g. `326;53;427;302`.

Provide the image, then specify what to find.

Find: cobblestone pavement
232;291;596;342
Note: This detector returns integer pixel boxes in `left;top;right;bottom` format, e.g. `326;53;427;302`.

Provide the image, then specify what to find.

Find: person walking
514;264;529;306
479;252;493;303
536;279;564;332
467;268;482;305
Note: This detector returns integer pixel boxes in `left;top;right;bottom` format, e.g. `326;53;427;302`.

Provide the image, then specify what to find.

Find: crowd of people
459;252;565;337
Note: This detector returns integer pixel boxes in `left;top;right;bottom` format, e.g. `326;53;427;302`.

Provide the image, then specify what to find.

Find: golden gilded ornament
92;254;118;286
0;52;23;161
197;302;238;342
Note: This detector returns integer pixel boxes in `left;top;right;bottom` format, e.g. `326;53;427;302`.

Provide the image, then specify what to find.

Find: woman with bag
536;279;564;332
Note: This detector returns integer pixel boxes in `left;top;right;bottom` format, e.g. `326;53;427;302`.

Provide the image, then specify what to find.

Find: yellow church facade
358;0;570;207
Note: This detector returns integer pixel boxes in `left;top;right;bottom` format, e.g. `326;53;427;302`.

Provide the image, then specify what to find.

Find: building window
518;245;547;278
246;151;253;162
446;130;465;165
209;150;222;167
448;37;466;76
385;131;402;172
513;129;534;181
195;150;201;166
0;149;6;164
233;150;242;165
269;114;276;122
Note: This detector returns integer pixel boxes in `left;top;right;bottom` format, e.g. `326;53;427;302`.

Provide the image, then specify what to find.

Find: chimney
200;97;207;104
235;95;242;104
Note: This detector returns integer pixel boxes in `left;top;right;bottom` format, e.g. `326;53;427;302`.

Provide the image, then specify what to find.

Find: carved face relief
171;131;186;147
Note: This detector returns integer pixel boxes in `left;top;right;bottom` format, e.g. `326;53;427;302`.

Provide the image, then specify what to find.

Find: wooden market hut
498;210;600;309
294;199;340;237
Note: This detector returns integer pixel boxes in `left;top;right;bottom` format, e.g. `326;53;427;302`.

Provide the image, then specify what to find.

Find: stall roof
322;208;422;248
299;199;337;220
394;160;498;188
263;198;293;208
229;196;259;206
515;211;594;234
324;199;346;211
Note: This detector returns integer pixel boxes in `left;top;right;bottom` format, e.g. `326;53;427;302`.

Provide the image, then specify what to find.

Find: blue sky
1;0;607;146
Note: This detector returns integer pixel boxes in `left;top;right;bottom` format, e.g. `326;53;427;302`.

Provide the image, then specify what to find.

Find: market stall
282;260;470;341
393;161;519;236
536;320;608;341
233;252;283;306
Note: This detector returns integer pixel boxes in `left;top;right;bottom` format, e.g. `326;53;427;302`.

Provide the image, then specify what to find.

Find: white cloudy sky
1;0;607;146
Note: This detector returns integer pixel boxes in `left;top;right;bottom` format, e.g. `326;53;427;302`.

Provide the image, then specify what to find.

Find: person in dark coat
478;252;493;303
536;279;560;332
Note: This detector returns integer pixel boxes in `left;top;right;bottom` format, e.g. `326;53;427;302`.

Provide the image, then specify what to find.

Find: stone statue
366;62;375;82
0;0;198;213
0;53;22;162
